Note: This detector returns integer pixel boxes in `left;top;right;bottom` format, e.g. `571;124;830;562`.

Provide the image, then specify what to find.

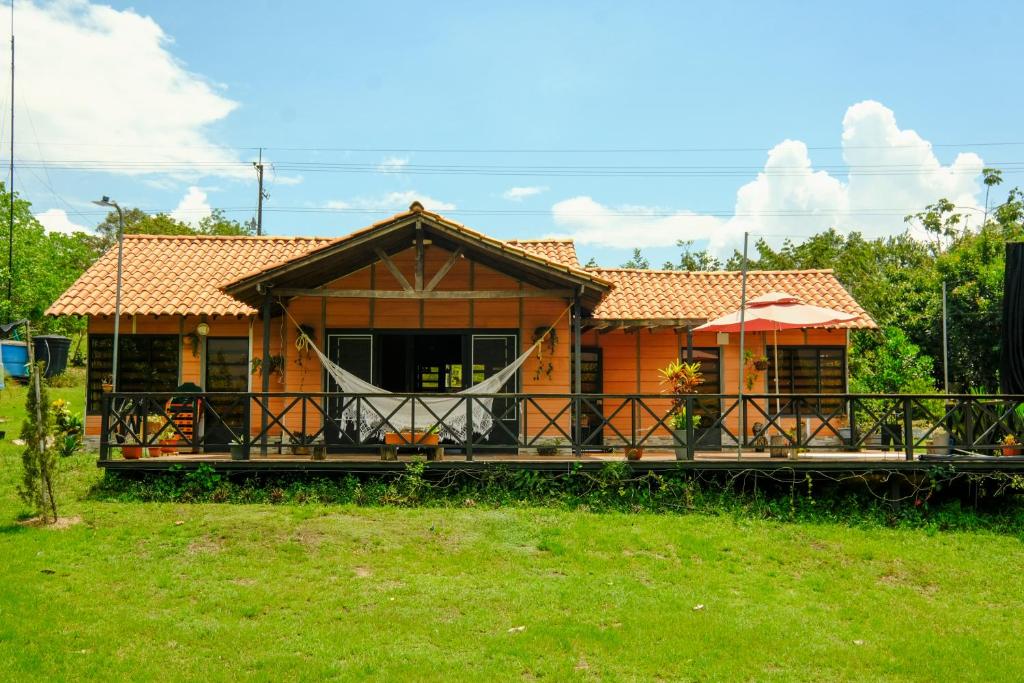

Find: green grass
1;382;1023;681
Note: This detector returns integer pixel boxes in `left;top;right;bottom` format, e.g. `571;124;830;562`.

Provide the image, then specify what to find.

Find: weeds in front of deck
91;460;1024;535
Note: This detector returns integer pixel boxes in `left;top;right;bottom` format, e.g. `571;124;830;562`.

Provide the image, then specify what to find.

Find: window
767;346;846;415
87;335;180;413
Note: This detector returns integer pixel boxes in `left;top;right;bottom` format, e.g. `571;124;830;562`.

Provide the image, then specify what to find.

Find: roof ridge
121;233;331;241
590;267;837;275
507;238;575;244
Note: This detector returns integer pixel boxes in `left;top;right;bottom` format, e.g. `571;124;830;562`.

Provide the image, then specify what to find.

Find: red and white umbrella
693;292;858;334
695;292;858;433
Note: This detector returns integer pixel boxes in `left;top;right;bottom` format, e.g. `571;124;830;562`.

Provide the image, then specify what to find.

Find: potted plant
659;359;704;461
927;427;950;456
535;437;563;456
291;432;313;456
384;426;441;447
669;409;701;460
119;429;143;460
100;374;114;393
146;414;173;456
229;439;247;460
625;446;644;460
1001;434;1022;457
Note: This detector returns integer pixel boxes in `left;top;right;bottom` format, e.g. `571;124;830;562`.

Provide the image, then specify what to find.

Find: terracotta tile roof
223;206;610;292
589;268;876;329
506;239;580;268
46;234;332;317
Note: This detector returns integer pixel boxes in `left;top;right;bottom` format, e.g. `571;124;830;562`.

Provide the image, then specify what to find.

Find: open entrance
378;333;464;392
325;330;518;450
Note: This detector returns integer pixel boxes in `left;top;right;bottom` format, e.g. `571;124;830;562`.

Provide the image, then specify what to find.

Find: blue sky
10;0;1024;266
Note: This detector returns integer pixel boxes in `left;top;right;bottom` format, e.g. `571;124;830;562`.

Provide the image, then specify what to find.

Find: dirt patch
187;535;225;555
18;515;82;530
353;566;372;578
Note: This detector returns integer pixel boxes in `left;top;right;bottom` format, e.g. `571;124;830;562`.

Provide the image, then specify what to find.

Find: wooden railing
98;392;1024;461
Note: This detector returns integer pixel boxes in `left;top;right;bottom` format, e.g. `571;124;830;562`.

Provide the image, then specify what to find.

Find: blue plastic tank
1;340;29;380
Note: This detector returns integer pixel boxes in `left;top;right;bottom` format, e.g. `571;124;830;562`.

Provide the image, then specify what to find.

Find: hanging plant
185;331;201;358
251;354;285;378
295;325;316;368
531;326;558;381
743;350;768;390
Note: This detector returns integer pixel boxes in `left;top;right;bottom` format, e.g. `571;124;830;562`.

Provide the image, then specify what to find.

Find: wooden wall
582;326;849;445
82;244;849;450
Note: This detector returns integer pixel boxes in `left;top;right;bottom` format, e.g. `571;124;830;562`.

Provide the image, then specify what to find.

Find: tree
620;248;649;269
93;207;254;250
583;256;598;268
20;360;58;523
661;239;722;271
849;328;936;395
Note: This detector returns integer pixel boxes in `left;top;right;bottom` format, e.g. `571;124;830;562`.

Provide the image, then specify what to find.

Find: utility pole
7;7;14;318
736;231;749;459
254;148;267;236
942;280;949;393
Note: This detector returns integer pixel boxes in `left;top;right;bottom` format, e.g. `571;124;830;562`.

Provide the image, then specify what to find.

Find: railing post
631;397;637;452
965;396;975;453
572;395;581;458
99;392;110;461
903;396;914;460
848;397;858;450
465;396;474;462
685;394;695;460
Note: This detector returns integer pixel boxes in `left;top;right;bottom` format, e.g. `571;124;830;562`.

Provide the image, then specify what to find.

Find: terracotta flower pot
160;439;178;454
625;447;643;461
1002;446;1022;457
385;431;440;446
122;446;143;460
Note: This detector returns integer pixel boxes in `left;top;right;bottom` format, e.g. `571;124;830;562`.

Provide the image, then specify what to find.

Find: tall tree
661;239;722;271
620;248;649;269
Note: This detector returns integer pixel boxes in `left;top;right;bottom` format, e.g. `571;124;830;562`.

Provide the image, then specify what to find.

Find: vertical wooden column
572;290;582;458
259;286;273;457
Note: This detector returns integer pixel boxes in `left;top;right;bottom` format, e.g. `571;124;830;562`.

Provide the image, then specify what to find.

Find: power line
5;140;1024;154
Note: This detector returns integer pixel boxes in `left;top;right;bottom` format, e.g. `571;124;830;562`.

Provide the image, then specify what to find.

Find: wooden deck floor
98;449;1024;474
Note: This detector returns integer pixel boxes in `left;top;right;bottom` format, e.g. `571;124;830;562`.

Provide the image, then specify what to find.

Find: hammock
306;340;537;440
285;304;570;441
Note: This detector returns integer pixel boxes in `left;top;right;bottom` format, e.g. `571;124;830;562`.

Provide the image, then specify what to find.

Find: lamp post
92;196;124;392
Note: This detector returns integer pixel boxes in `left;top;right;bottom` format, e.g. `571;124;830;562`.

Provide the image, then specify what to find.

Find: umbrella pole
773;328;781;425
736;231;749;459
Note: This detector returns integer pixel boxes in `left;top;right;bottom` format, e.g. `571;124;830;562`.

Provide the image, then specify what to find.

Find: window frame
766;345;847;416
86;334;181;414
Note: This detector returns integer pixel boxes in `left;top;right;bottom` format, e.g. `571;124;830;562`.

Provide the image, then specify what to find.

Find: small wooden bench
379;444;444;461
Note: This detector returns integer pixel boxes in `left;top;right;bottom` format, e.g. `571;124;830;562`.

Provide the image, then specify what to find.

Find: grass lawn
0;380;1023;681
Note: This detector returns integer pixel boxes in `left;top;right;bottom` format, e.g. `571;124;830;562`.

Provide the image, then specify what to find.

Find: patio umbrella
694;292;858;437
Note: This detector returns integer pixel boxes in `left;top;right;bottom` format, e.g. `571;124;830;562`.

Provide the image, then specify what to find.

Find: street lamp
92;196;124;393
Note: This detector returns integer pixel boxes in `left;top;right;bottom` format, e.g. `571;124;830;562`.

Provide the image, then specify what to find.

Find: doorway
204;337;249;449
378;333;464;393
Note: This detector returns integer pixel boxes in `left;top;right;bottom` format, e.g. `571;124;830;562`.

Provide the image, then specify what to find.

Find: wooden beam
275;288;575;300
374;247;413;292
424;247;464;292
414;222;424;291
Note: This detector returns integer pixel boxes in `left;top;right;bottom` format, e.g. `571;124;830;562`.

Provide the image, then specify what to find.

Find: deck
98;449;1024;475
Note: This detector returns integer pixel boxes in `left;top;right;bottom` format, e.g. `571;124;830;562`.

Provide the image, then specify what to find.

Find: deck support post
259;285;273;458
99;392;110;461
572;289;583;458
903;396;914;461
464;396;474;462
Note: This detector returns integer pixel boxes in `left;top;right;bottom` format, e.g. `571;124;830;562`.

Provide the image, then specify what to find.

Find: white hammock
306;338;539;440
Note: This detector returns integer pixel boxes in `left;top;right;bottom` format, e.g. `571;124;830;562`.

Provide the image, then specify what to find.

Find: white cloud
6;1;243;179
376;157;410;173
552;101;985;254
552;196;723;249
503;186;548;201
170;186;212;225
326;191;456;213
35;208;90;235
